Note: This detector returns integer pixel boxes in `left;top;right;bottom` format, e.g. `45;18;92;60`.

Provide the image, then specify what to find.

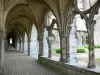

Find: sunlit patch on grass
52;50;56;54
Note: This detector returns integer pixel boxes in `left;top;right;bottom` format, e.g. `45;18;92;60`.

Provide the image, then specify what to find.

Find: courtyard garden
52;44;100;67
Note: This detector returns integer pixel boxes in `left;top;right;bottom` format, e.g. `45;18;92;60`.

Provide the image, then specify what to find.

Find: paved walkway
2;52;60;75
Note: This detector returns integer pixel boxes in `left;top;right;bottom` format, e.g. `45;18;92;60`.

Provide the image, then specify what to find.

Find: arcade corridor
0;0;100;75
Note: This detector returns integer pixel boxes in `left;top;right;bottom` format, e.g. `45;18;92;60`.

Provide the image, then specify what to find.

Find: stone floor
2;52;60;75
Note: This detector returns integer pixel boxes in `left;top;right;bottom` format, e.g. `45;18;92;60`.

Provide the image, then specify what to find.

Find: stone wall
38;57;100;75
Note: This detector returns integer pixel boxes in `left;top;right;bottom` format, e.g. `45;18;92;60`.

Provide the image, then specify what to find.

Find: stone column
20;38;23;53
0;0;5;70
59;25;72;63
0;30;5;68
15;38;17;49
60;34;67;62
69;19;77;64
46;19;57;58
5;39;8;51
47;37;52;58
22;37;24;53
43;29;48;57
38;32;43;58
65;25;72;63
27;38;30;56
47;29;52;58
19;38;21;52
59;20;77;63
87;20;96;68
17;38;19;51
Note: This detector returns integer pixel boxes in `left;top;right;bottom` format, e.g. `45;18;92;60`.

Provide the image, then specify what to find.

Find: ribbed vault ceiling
4;0;72;38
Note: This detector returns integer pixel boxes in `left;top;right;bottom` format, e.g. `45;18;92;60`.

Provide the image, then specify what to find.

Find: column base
60;57;67;63
28;49;30;56
0;68;3;75
38;54;43;58
28;53;30;56
48;57;51;58
48;55;51;58
22;51;24;53
88;63;96;68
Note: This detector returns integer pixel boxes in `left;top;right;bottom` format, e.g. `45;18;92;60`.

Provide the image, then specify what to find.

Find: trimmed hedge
55;48;60;53
77;47;86;53
84;44;100;48
94;44;100;48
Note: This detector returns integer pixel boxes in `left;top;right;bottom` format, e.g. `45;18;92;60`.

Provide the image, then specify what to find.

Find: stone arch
4;3;38;51
69;0;100;68
35;0;60;28
43;11;60;58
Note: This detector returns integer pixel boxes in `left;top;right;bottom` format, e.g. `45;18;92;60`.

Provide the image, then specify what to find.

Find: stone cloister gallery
0;0;100;75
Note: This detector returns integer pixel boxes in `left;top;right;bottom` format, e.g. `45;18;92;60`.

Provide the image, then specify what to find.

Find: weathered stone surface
39;57;100;75
0;0;100;75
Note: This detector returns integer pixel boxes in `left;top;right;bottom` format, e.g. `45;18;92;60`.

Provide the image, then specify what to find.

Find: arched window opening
43;11;60;60
51;23;60;59
43;28;49;57
94;8;100;68
30;25;38;59
70;14;88;65
10;38;13;44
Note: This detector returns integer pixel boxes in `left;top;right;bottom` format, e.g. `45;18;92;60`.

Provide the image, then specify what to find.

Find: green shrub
77;47;86;53
55;48;60;53
97;45;100;48
84;44;100;49
94;44;100;48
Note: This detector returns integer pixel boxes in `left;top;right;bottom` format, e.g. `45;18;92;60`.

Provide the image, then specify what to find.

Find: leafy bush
55;48;60;53
84;44;100;49
77;47;86;53
94;44;100;48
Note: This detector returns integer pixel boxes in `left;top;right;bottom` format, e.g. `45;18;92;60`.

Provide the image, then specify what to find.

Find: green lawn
96;58;100;61
52;50;56;54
